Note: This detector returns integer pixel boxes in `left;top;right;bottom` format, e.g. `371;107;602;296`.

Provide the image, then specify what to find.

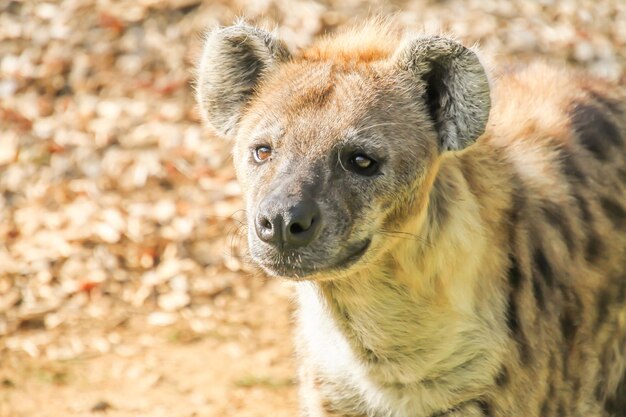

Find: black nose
255;199;321;249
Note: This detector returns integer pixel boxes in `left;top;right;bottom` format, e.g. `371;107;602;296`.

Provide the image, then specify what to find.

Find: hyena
195;21;626;417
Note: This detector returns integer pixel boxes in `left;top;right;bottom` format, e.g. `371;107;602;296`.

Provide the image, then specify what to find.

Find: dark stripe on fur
595;289;611;330
585;231;604;264
588;90;623;116
495;366;509;387
534;249;555;287
476;399;494;417
560;287;581;343
560;149;588;184
505;283;532;364
600;197;626;229
532;278;546;311
508;253;523;290
540;200;576;253
572;192;605;263
570;102;623;161
605;369;626;417
573;192;593;223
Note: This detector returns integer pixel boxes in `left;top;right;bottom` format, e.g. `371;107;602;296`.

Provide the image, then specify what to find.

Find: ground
0;0;624;416
1;278;297;417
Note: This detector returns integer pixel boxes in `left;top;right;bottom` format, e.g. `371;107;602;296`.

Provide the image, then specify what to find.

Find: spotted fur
196;21;626;417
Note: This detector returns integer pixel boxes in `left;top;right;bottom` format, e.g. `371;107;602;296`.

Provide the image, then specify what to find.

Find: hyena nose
284;201;321;248
255;199;321;249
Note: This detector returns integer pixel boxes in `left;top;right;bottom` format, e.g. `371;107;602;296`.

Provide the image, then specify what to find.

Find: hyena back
196;21;626;417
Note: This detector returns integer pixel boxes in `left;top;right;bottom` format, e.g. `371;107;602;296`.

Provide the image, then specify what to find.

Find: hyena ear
393;36;491;151
196;23;290;136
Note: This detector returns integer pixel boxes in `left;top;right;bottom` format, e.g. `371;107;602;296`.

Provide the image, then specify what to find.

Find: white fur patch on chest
295;282;504;417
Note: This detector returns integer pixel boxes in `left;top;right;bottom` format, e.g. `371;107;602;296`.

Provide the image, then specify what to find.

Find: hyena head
196;22;491;280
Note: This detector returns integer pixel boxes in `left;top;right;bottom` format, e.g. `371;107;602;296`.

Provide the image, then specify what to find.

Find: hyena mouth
258;239;372;279
334;239;371;268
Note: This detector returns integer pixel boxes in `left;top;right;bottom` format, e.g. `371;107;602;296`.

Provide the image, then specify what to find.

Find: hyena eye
349;153;379;176
253;145;272;163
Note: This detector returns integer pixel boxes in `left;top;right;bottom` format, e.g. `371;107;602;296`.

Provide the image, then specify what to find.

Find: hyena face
234;65;438;279
196;23;491;280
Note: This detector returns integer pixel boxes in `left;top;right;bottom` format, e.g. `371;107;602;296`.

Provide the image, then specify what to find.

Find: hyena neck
297;142;513;382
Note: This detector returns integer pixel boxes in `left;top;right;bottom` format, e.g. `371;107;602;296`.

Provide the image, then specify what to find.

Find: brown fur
196;21;626;417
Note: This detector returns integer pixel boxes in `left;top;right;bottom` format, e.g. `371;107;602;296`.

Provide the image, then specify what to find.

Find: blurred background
0;1;624;416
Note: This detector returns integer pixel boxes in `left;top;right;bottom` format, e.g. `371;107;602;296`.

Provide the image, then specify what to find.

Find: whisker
222;221;248;260
378;229;432;247
337;143;349;172
352;122;415;136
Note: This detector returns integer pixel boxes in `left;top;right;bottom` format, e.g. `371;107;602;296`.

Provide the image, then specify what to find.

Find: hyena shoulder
467;62;626;417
